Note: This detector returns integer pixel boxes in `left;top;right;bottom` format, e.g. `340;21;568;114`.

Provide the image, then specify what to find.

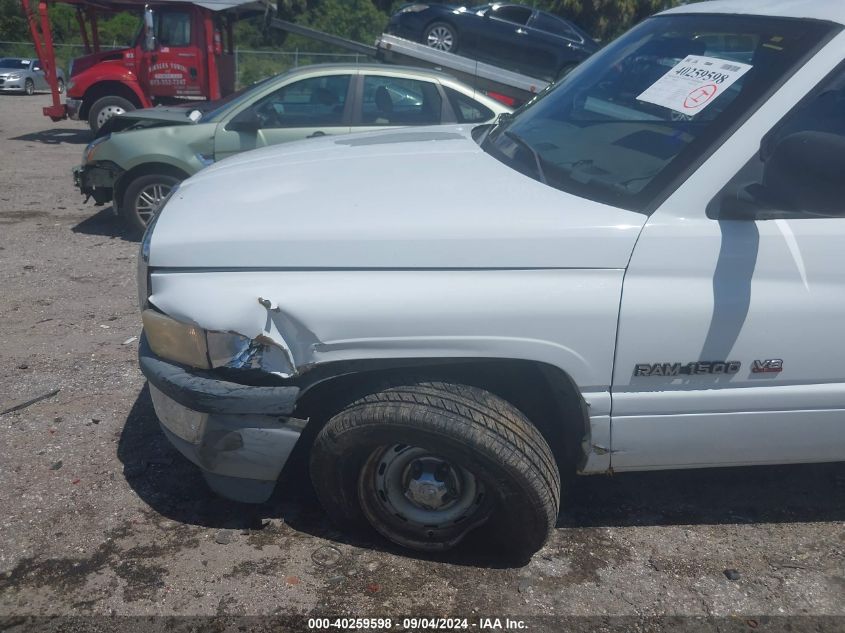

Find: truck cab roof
663;0;845;26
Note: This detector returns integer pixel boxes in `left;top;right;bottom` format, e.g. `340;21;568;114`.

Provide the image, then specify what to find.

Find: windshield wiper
503;130;547;185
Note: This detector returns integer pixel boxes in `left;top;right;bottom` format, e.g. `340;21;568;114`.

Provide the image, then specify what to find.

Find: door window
491;5;532;26
444;87;494;123
531;13;580;42
251;75;350;128
156;11;191;47
709;65;845;219
359;75;442;125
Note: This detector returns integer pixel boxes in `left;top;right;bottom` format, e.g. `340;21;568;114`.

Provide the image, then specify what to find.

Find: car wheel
56;78;65;94
424;22;458;53
121;173;181;237
309;381;560;561
24;79;34;95
88;95;135;134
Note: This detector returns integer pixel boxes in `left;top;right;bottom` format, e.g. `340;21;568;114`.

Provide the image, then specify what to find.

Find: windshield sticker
637;55;752;116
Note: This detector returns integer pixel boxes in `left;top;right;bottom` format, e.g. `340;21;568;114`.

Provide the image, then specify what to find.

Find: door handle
307;131;326;138
515;28;527;35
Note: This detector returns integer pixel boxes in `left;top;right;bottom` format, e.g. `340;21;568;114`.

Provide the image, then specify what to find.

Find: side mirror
143;6;156;51
226;108;260;132
713;131;845;220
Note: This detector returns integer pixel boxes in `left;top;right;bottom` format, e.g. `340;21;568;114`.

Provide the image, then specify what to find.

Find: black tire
310;381;560;562
87;95;135;134
120;172;182;237
24;79;34;96
56;78;65;94
423;21;458;53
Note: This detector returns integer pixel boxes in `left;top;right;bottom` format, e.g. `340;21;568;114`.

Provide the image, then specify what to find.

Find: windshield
0;58;29;68
198;73;281;121
481;14;838;213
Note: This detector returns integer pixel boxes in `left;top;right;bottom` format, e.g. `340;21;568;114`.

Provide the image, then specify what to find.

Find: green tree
525;0;683;41
288;0;386;52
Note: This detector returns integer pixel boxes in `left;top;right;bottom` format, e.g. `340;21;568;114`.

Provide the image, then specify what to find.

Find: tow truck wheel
121;173;181;237
310;381;560;561
88;95;135;134
24;79;34;96
424;22;458;53
56;78;65;94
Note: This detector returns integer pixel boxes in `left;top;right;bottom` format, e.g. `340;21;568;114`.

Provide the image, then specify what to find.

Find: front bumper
73;162;122;205
138;335;303;503
0;79;24;91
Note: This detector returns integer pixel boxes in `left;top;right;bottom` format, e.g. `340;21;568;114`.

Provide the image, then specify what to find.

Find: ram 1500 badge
137;0;845;561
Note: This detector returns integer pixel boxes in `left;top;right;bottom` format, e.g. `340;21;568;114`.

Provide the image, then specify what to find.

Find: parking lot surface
1;94;844;628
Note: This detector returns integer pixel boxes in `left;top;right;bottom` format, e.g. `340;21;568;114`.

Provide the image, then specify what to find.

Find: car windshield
0;58;29;68
481;14;838;213
196;73;282;121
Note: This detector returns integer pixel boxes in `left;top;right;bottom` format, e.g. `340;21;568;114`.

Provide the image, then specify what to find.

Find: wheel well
290;359;590;481
114;163;189;212
424;19;456;36
80;82;143;119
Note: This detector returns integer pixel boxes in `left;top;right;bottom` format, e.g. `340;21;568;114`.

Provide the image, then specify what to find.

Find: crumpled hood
149;125;646;269
114;105;200;125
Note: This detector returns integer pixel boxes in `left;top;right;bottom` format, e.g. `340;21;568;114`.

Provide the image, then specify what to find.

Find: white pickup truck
137;0;845;561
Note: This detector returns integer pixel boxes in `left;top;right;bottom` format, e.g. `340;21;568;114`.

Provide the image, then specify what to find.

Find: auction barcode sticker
637;55;752;115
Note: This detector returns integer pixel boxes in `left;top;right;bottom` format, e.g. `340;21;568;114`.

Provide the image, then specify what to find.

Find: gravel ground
1;93;844;631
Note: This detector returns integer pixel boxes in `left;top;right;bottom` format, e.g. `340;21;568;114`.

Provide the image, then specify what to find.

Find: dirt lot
1;93;844;631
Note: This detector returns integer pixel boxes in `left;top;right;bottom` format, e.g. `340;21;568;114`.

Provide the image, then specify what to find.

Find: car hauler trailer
21;0;271;132
269;18;550;107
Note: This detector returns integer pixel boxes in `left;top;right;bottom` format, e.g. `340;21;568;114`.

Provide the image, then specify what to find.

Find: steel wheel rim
134;182;172;225
25;80;33;95
359;444;487;548
97;104;126;129
426;26;454;51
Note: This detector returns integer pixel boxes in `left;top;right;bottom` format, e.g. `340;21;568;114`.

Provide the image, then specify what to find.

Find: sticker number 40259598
637;54;753;116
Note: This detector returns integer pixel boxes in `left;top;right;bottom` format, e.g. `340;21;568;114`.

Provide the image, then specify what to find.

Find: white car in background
0;58;65;95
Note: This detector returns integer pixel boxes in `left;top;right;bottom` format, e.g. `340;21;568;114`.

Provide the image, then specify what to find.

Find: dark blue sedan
387;3;599;81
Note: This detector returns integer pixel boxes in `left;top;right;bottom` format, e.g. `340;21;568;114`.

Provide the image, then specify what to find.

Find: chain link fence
0;41;364;89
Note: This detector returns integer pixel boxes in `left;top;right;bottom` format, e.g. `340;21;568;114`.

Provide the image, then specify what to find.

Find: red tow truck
21;0;269;132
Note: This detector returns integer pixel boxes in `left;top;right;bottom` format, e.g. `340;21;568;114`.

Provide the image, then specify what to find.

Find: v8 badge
752;359;783;373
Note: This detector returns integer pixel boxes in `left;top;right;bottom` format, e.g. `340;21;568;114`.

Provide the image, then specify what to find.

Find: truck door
148;8;204;99
611;56;845;470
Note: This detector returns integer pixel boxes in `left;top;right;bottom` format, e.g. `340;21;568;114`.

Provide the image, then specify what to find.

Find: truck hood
149;125;647;269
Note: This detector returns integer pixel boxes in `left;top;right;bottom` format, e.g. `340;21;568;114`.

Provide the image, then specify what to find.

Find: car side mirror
712;131;845;220
143;6;157;52
226;108;260;132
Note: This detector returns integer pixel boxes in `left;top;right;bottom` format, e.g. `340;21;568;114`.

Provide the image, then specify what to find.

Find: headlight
83;134;110;163
142;309;253;370
7;73;21;80
142;309;211;369
398;3;429;13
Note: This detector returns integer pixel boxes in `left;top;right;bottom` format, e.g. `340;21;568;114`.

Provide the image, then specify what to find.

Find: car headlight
142;309;253;370
7;73;21;80
142;309;211;369
398;3;429;13
83;134;110;163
